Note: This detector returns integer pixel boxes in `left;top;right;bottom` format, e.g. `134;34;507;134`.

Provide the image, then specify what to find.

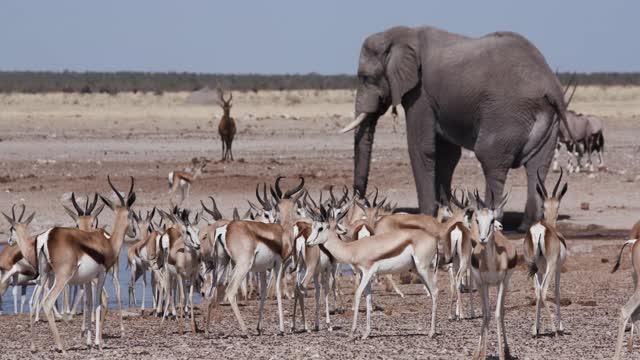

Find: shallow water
0;249;203;314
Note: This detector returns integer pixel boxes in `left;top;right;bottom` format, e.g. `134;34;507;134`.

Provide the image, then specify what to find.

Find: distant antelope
167;158;208;206
217;89;236;161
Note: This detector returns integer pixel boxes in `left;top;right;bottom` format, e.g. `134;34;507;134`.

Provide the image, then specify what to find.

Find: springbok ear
2;212;14;226
559;183;568;200
24;212;36;226
62;205;78;221
99;194;114;210
386;39;420;106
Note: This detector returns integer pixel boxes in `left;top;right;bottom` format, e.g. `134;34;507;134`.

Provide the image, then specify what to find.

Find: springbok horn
71;193;84;216
552;168;564;198
127;176;135;196
255;184;264;207
274;176;284;200
107;175;125;206
210;196;222;220
87;193;99;214
329;185;337;206
337;185;349;206
284;176;304;199
17;204;26;222
372;187;379;207
536;168;549;198
262;183;272;210
339;113;367;134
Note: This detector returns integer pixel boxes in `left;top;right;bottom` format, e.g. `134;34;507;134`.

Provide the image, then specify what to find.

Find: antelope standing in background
470;191;517;360
167;158;208;206
524;169;569;337
217;89;236;161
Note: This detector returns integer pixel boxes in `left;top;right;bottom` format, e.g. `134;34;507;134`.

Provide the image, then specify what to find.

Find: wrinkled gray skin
553;110;605;173
348;26;570;231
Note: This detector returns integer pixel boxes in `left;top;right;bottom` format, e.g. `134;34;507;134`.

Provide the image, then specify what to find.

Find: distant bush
0;71;638;94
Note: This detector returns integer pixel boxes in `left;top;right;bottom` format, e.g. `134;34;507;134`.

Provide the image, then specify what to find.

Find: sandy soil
0;89;639;358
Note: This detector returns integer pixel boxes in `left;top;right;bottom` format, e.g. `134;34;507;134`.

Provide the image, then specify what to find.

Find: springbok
470;191;517;360
160;209;201;335
524;169;569;337
9;176;137;353
611;220;640;359
342;188;405;298
217;89;236;161
218;218;288;336
0;235;37;314
62;193;115;332
167;158;208;206
439;191;476;321
290;192;348;333
306;203;440;339
200;196;235;335
127;208;156;311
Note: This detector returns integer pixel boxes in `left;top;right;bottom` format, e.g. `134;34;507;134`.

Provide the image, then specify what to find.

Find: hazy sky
1;1;638;74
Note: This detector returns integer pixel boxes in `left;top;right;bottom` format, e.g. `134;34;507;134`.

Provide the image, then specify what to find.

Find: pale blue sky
1;1;638;74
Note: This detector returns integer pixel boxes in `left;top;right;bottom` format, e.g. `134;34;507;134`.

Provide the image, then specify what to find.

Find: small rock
580;202;590;210
601;258;610;263
578;300;597;307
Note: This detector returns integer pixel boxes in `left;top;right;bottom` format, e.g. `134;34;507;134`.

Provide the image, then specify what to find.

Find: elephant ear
386;43;420;106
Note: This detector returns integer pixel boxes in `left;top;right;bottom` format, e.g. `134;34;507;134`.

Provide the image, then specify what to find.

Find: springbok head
472;189;509;244
536;168;568;224
269;176;305;223
218;89;233;115
62;192;105;231
99;176;137;239
2;204;35;246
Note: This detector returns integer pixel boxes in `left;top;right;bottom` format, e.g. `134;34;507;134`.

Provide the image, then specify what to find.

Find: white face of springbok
176;211;201;251
475;208;498;244
472;190;509;244
184;224;201;251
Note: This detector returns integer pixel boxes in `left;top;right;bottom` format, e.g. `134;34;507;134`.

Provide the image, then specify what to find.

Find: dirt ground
0;89;639;359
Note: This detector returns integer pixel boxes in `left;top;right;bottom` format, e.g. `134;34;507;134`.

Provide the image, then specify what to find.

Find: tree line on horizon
0;71;638;94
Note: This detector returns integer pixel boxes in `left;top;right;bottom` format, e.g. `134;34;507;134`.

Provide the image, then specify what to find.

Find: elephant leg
404;89;437;215
435;135;461;201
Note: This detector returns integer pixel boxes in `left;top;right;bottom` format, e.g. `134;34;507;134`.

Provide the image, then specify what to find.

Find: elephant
340;26;574;231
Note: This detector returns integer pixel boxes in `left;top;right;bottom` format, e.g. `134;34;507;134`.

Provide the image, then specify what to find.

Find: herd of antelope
0;170;638;359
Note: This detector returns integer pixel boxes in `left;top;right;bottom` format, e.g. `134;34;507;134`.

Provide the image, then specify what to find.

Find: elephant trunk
353;113;379;197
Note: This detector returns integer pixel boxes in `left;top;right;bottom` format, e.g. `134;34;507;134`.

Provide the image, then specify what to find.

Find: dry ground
0;88;639;359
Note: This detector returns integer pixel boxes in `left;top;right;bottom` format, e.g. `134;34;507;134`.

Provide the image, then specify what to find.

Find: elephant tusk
339;113;368;134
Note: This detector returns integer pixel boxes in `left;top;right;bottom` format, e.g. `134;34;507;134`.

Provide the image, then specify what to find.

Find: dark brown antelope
217;89;236;162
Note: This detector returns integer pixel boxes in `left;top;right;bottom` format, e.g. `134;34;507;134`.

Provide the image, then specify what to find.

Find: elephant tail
544;94;576;144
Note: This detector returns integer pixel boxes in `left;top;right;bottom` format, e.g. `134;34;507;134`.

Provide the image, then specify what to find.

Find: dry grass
0;86;636;135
